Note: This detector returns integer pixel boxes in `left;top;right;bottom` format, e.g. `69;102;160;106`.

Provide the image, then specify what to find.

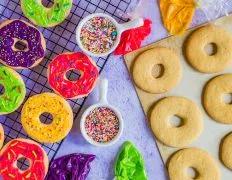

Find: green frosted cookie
21;0;73;27
0;66;26;114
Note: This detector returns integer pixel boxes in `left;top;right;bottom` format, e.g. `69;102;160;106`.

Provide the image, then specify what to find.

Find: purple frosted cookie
0;19;46;69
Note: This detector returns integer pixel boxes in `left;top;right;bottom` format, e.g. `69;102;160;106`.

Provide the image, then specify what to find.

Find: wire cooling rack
0;0;132;167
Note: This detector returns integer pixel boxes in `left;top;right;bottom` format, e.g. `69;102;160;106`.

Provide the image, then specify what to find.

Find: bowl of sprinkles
76;13;144;57
80;78;123;147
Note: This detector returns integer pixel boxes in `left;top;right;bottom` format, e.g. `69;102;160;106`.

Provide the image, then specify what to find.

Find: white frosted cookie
133;47;182;94
168;148;220;180
150;96;203;147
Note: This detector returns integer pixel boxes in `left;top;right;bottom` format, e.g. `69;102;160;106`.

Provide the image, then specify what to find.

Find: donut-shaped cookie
0;138;48;180
168;148;220;180
150;96;203;147
48;52;99;99
203;74;232;124
21;0;73;27
0;20;46;69
133;47;182;94
21;93;73;143
0;124;4;150
220;132;232;170
0;66;26;115
186;25;232;73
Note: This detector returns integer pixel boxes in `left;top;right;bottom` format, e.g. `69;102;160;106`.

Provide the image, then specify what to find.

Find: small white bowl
76;13;144;57
80;78;123;147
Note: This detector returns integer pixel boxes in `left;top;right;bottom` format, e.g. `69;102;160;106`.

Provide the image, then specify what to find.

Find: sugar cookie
150;96;203;147
186;25;232;73
0;66;26;115
168;148;220;180
220;132;232;170
203;74;232;124
21;92;73;143
0;138;48;180
133;47;182;94
0;123;4;149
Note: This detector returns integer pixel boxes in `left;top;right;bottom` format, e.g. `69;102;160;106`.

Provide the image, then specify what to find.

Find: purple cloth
0;20;45;68
46;153;95;180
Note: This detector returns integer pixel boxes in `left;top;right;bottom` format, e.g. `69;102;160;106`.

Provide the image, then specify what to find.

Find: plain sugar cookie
203;74;232;124
150;96;203;147
220;132;232;170
133;47;182;94
186;25;232;73
168;148;220;180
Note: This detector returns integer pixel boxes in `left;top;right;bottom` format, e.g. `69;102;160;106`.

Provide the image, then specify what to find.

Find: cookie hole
152;64;164;78
39;112;53;125
65;69;82;82
204;43;217;56
0;84;5;95
223;93;232;104
41;0;54;8
170;116;183;127
14;40;28;52
16;157;30;171
187;167;199;179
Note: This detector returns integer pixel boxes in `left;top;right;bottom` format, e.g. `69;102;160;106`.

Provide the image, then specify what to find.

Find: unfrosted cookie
168;148;220;180
133;47;182;94
203;74;232;124
220;132;232;170
186;25;232;73
150;96;203;147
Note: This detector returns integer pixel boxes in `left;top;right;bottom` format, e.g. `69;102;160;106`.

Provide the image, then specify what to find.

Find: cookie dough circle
150;96;203;147
21;92;73;143
203;74;232;124
221;132;232;170
168;148;220;180
186;25;232;73
133;47;182;94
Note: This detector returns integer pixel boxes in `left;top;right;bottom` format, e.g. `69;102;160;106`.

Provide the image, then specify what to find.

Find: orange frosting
159;0;196;35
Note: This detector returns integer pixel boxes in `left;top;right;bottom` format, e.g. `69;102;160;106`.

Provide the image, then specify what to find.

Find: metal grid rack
0;0;131;166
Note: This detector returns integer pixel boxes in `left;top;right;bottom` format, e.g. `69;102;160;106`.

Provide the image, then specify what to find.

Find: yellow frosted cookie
150;96;203;147
168;148;220;180
186;25;232;73
133;47;182;94
0;124;4;149
21;92;73;143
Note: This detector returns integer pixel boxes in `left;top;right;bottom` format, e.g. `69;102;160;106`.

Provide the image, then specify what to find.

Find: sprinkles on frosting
85;107;120;143
80;17;117;54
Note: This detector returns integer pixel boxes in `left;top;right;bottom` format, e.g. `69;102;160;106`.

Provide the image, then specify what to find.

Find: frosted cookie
21;93;73;143
0;124;4;150
150;96;203;147
186;25;232;73
168;148;220;180
203;74;232;124
133;47;182;94
0;138;48;180
0;66;26;115
220;132;232;170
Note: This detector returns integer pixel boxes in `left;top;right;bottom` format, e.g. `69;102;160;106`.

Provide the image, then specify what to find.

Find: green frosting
21;0;72;27
114;141;148;180
0;66;26;114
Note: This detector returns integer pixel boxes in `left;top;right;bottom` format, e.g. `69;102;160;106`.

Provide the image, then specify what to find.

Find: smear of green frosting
114;141;148;180
0;66;26;113
21;0;72;27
